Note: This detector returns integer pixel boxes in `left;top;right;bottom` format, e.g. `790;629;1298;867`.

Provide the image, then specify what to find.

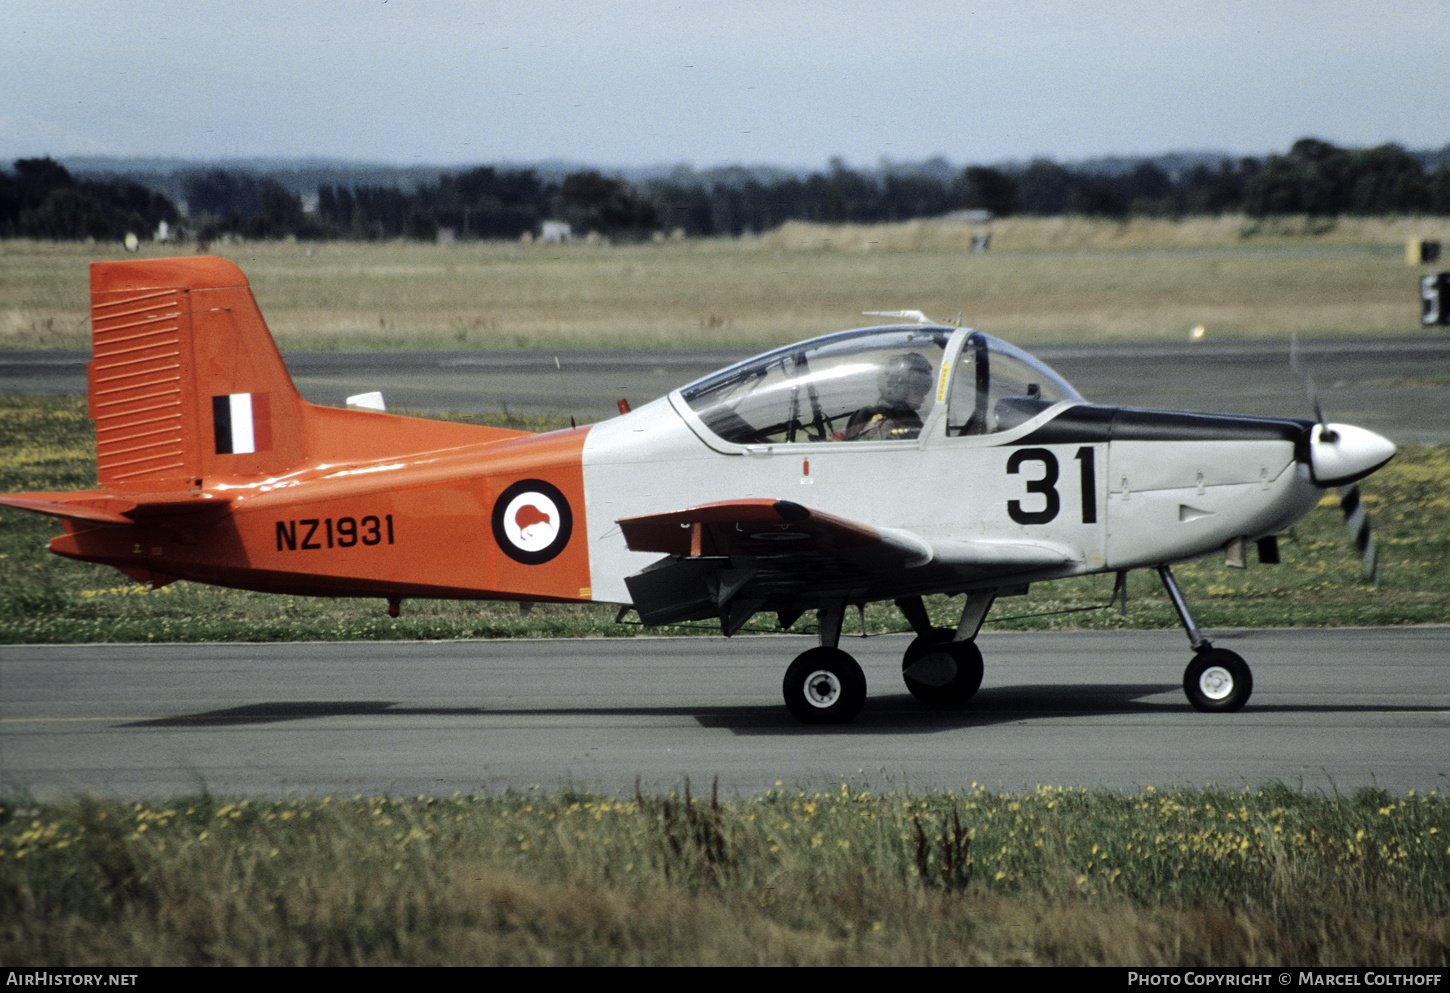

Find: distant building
943;209;994;223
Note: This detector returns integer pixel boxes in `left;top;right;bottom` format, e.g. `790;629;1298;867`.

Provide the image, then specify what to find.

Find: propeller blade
1337;484;1379;586
1292;336;1387;587
1290;334;1332;436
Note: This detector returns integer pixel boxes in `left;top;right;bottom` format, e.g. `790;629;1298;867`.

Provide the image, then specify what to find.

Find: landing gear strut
1157;565;1253;712
896;592;991;705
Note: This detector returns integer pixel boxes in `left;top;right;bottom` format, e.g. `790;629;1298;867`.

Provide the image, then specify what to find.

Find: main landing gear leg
782;600;867;725
1156;564;1253;712
898;592;989;705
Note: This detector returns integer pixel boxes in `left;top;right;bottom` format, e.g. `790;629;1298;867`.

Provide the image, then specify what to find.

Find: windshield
680;326;953;444
945;332;1083;435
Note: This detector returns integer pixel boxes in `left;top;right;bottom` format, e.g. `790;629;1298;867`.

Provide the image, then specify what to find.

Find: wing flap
618;498;881;558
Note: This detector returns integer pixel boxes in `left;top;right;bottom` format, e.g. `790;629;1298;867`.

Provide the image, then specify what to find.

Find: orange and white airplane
2;257;1396;724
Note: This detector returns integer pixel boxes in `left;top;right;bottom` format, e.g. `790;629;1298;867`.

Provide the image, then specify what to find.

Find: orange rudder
88;256;308;491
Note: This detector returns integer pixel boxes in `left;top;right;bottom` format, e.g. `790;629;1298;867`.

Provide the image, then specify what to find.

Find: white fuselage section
580;392;1323;605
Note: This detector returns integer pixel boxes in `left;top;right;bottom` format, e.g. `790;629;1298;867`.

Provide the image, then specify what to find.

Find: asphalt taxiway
3;628;1445;799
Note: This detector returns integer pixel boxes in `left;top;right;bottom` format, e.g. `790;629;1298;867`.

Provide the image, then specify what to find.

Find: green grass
2;393;1447;643
3;782;1446;965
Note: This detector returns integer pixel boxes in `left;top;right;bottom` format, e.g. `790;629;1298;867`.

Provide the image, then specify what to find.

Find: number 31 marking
1007;446;1097;525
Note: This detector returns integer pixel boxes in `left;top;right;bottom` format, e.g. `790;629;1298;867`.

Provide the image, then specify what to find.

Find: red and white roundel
492;479;573;564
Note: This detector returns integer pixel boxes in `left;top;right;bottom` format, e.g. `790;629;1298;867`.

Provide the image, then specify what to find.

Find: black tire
1183;648;1253;712
902;628;984;705
783;647;867;725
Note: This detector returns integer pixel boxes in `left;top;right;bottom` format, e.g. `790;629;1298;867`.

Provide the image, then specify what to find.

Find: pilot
833;351;934;441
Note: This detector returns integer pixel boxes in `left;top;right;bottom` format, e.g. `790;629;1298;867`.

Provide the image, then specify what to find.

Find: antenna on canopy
863;310;935;325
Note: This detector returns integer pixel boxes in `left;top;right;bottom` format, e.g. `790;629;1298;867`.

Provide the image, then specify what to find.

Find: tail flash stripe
229;394;255;454
213;393;269;455
251;392;272;452
214;395;238;454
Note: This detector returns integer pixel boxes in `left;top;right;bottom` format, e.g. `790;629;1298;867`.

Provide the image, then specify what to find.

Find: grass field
3;214;1448;351
3;783;1447;965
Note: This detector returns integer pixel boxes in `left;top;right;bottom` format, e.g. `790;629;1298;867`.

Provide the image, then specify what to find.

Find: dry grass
3;215;1444;350
763;214;1450;252
4;786;1447;966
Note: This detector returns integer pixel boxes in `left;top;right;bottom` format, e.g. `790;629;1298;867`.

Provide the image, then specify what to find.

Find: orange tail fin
87;256;308;490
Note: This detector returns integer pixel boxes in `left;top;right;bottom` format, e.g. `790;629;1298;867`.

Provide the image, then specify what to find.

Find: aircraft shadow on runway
117;685;1446;734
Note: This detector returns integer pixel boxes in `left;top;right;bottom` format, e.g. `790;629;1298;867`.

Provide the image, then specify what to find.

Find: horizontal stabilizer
0;489;230;526
0;493;133;525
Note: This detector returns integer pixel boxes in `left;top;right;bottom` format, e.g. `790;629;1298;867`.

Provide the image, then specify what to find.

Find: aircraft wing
617;499;1075;631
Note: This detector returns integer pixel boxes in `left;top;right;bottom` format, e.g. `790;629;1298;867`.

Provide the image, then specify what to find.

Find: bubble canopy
677;326;1083;445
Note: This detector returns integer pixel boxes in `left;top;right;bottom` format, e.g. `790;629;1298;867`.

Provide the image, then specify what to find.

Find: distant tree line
648;140;1450;236
0;158;179;240
5;138;1449;243
1235;138;1450;217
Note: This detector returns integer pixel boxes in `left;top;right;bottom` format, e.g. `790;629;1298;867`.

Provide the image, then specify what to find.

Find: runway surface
4;628;1446;800
4;334;1449;442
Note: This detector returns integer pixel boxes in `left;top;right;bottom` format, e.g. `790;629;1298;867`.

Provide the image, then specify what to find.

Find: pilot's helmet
878;351;933;407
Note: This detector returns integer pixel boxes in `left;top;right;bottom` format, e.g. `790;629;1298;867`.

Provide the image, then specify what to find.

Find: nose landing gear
1159;564;1254;712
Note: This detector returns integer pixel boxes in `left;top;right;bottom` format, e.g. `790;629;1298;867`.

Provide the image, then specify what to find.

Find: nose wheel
1184;648;1253;712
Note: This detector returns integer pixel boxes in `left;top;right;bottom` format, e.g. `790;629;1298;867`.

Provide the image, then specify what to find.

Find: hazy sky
3;0;1446;170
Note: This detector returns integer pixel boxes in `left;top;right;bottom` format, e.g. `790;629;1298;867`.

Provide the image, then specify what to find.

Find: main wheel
902;628;984;705
783;647;867;725
1183;648;1253;712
